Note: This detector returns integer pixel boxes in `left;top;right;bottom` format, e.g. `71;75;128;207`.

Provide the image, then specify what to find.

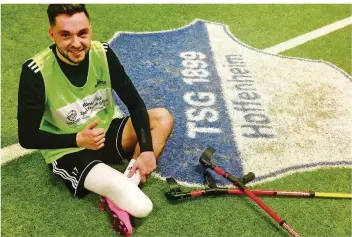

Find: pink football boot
99;196;133;236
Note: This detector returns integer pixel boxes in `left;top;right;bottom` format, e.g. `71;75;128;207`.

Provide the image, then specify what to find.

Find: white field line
1;144;36;165
1;17;351;166
264;16;352;54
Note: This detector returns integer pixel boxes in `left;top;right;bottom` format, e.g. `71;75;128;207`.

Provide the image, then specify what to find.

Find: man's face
49;12;92;64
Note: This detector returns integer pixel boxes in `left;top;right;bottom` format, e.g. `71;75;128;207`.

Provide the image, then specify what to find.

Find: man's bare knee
151;108;174;131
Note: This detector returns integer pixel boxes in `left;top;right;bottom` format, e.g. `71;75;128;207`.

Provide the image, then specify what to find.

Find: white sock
84;163;152;218
123;159;140;185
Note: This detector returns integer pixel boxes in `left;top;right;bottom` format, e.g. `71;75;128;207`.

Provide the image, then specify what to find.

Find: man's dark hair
47;4;90;26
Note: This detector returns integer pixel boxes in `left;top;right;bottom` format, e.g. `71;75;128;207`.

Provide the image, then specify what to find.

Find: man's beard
57;46;86;64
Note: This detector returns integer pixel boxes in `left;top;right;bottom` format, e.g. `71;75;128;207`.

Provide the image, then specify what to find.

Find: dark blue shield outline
109;19;352;186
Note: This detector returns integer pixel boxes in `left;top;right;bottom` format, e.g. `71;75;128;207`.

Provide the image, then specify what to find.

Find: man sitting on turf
17;4;174;235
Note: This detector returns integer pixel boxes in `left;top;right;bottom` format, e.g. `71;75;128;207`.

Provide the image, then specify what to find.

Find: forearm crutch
165;172;352;200
165;171;255;200
199;147;301;237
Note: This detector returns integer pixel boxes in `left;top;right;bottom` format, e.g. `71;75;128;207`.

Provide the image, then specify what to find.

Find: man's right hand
76;120;105;150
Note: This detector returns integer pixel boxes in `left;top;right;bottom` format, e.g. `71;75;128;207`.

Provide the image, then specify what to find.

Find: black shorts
49;116;134;198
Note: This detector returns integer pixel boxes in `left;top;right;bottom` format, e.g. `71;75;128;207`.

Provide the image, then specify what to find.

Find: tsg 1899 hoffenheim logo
109;19;352;186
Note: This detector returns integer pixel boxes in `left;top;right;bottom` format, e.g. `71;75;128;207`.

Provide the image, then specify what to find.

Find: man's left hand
127;151;156;183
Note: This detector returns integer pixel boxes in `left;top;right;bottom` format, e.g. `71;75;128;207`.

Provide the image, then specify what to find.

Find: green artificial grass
282;25;352;74
2;152;351;237
2;4;351;237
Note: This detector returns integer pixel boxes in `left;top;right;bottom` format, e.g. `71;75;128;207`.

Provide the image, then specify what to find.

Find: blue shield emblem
109;19;352;186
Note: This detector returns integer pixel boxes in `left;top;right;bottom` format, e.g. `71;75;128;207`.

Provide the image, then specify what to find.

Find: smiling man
17;4;174;236
49;10;91;64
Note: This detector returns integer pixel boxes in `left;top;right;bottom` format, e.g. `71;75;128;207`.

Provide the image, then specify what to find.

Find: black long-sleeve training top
17;43;153;153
